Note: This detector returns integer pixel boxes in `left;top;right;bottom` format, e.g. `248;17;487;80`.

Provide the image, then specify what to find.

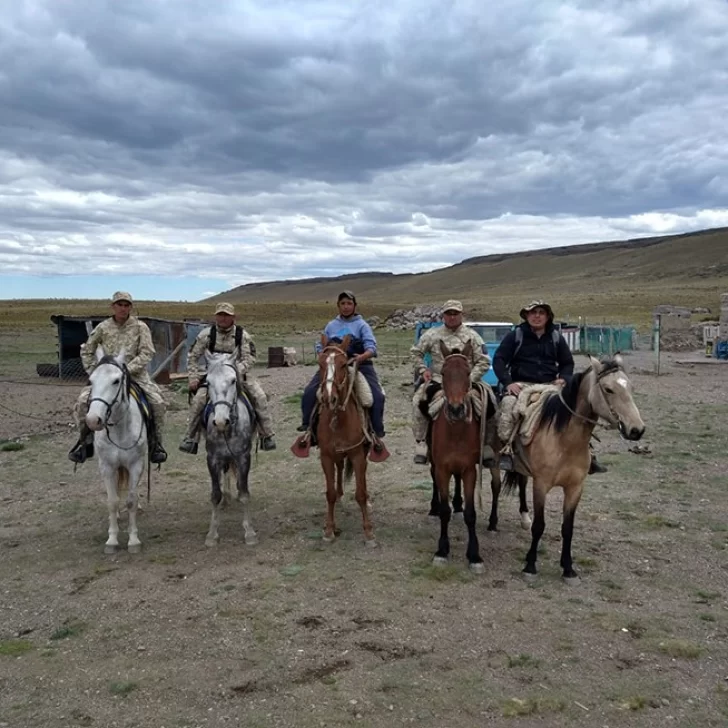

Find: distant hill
207;227;728;328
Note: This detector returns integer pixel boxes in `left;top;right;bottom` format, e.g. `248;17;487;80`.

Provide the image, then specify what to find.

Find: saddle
129;380;154;429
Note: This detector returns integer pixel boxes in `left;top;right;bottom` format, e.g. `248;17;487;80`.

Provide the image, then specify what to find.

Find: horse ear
95;346;105;362
320;333;328;349
462;340;473;358
341;334;351;352
613;352;624;367
116;348;127;366
588;355;602;374
439;339;450;359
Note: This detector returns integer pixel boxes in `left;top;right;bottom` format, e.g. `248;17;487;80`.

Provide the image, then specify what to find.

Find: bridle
557;365;624;431
208;362;240;430
441;352;472;422
320;345;357;413
88;360;145;450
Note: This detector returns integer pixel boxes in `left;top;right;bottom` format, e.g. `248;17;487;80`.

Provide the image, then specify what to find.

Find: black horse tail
503;470;528;496
344;457;354;483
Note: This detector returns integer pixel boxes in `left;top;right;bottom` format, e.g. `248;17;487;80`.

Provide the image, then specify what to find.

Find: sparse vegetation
0;639;34;657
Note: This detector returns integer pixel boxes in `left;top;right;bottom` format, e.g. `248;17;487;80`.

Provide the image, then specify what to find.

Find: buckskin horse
315;335;376;546
85;348;148;554
504;354;645;582
429;340;494;572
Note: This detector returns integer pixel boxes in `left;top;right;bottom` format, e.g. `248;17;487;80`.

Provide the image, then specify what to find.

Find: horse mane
540;356;624;432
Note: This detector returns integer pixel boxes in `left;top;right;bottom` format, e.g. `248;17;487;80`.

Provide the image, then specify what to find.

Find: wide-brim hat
111;291;133;304
214;302;235;315
520;300;554;321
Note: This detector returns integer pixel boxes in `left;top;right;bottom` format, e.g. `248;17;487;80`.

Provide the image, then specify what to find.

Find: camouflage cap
520;300;554;320
111;291;133;304
337;290;357;304
214;302;235;315
441;299;463;313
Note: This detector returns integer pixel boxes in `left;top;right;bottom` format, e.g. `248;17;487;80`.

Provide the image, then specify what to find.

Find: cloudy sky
1;0;727;300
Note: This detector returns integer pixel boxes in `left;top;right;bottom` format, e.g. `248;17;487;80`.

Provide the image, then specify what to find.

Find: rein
557;365;623;428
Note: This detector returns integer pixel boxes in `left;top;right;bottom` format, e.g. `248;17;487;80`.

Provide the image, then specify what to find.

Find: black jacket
493;322;574;386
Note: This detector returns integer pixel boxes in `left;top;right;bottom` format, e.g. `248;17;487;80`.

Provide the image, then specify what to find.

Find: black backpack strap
235;325;243;350
208;325;217;353
513;327;524;358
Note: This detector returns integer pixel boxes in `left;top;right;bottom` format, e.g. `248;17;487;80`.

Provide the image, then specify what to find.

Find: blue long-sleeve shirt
315;314;378;361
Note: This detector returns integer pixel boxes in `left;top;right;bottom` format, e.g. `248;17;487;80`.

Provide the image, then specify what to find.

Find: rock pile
384;305;442;330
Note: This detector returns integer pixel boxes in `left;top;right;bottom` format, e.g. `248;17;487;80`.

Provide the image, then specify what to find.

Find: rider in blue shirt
297;290;386;444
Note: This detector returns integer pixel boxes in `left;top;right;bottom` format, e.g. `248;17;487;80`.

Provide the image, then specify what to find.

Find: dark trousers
301;365;386;437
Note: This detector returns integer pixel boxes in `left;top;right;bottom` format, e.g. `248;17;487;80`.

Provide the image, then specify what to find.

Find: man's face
525;307;549;329
443;310;462;330
338;298;356;317
112;300;132;323
215;313;235;329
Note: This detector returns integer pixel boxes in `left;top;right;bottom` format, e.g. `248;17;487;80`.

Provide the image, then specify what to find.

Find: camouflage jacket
411;324;490;383
80;316;155;381
187;325;254;382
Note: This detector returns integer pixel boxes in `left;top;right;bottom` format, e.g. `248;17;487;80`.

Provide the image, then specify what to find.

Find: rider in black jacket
493;300;607;474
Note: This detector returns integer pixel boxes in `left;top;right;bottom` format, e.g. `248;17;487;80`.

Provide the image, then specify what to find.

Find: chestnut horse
429;340;491;572
504;355;645;581
316;335;375;546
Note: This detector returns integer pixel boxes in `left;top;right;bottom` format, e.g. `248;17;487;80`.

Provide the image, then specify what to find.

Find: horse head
587;354;645;441
86;348;128;431
205;352;239;432
439;340;474;422
318;334;352;410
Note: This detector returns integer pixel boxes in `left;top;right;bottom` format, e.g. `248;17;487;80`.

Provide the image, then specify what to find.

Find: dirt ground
1;340;727;728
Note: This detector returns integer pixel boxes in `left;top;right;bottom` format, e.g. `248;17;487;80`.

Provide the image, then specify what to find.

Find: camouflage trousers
183;377;274;441
411;382;431;442
74;379;166;443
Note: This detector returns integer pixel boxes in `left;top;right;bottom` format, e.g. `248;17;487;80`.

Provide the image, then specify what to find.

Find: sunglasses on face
114;302;132;308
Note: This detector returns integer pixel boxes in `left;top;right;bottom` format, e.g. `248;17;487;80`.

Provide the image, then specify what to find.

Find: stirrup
260;435;277;451
178;440;199;455
150;445;167;464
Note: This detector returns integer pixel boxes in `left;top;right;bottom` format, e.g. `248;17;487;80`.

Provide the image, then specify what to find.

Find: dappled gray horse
203;353;256;547
85;349;148;554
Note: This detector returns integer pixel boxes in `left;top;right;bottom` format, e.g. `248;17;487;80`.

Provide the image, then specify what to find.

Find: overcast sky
1;0;727;300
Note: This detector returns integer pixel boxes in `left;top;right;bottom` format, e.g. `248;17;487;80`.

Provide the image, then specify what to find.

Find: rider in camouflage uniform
68;291;168;464
179;302;276;453
410;299;491;464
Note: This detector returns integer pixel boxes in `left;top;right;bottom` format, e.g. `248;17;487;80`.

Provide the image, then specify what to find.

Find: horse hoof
563;575;580;587
487;524;498;532
520;515;532;530
522;571;538;584
128;543;142;554
104;544;118;555
364;538;378;549
452;511;463;521
432;556;448;566
469;562;485;574
322;534;336;543
245;535;258;546
205;538;219;548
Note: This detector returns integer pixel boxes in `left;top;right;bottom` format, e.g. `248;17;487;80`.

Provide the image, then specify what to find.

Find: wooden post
653;314;661;375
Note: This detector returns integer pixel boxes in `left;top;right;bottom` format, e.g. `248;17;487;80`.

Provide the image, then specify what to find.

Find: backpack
208;325;243;353
513;326;560;359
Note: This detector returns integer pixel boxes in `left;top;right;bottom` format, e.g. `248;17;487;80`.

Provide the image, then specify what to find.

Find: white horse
203;353;256;547
86;349;148;554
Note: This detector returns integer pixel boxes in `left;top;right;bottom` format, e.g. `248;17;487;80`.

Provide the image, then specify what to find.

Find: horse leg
125;462;144;554
236;455;257;546
452;474;463;515
428;463;439;517
488;466;501;531
101;461;120;554
560;484;584;582
322;453;338;542
433;463;451;564
463;468;484;573
519;477;532;530
206;460;223;547
524;483;546;577
352;451;375;546
336;460;344;502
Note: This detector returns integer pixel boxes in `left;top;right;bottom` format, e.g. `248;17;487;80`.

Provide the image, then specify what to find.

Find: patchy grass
282;392;303;406
507;653;541;669
644;514;681;529
0;639;34;657
109;681;138;697
1;441;25;452
410;563;473;583
50;621;87;641
657;639;703;659
620;695;648;711
502;696;565;718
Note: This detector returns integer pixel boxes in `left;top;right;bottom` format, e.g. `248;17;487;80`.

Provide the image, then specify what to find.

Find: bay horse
429;340;491;572
504;354;645;581
85;348;148;554
203;353;256;547
316;335;375;546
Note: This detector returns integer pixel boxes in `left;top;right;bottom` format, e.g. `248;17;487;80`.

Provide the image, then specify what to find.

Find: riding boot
148;422;167;464
68;424;94;464
413;440;428;465
179;409;204;455
588;454;608;474
260;435;277;451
